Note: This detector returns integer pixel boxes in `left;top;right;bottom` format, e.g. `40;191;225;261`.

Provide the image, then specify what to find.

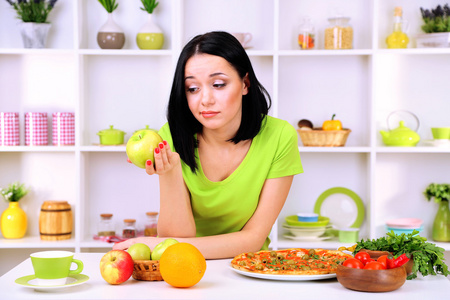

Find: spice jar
98;213;115;237
297;17;315;50
144;212;158;237
122;219;137;238
324;16;353;50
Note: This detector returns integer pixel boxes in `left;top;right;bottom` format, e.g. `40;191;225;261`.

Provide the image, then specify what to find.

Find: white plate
229;265;336;281
422;139;450;147
15;274;89;291
283;233;333;241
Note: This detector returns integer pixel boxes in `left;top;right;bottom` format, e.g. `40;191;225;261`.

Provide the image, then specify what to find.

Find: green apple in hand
127;243;151;260
126;129;163;168
151;238;179;260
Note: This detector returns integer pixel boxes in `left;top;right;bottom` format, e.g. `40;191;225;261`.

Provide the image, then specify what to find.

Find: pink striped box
0;112;20;146
25;112;48;146
52;112;75;146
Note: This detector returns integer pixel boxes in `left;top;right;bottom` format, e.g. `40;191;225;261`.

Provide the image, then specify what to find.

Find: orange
159;242;206;288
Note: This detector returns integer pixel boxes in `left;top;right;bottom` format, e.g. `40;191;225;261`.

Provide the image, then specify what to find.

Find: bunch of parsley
353;230;449;280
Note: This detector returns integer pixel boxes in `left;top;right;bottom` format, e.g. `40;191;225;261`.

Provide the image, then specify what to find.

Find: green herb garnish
354;230;449;280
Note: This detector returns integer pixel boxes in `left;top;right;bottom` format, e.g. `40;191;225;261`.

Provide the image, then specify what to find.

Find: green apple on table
126;128;163;168
127;243;151;260
151;238;179;260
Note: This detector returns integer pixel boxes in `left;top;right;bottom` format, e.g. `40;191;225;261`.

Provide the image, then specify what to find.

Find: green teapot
380;120;420;147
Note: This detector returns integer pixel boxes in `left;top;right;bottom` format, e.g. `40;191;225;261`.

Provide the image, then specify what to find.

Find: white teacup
231;32;253;48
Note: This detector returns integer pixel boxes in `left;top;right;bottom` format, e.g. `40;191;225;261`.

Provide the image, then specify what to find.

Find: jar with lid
122;219;137;239
297;17;315;50
144;212;158;237
324;16;353;50
98;213;115;237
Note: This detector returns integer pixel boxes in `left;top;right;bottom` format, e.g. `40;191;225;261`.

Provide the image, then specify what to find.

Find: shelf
299;147;371;153
78;49;174;56
0;237;76;249
0;146;76;153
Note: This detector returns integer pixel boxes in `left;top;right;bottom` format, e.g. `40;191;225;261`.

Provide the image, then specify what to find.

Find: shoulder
259;116;297;140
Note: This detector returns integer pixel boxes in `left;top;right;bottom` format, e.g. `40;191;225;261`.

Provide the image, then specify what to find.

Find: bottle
98;213;115;236
298;17;315;50
324;16;353;49
144;212;158;237
386;7;409;49
122;219;137;239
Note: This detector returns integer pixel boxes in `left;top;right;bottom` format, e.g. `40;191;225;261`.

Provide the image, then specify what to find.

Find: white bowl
285;226;327;237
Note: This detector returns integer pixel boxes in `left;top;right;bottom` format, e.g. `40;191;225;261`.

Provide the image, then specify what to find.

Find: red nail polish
155;147;160;154
159;143;164;149
163;140;168;145
146;160;152;166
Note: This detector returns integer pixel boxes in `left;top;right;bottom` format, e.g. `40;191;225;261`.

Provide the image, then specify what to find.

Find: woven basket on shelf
297;128;351;147
132;260;163;281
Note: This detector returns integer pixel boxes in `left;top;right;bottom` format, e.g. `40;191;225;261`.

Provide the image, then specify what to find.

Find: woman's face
184;54;248;133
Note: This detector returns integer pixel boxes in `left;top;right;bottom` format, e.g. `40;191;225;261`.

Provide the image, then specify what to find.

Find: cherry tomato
363;261;384;270
376;255;388;269
354;251;371;265
343;258;364;269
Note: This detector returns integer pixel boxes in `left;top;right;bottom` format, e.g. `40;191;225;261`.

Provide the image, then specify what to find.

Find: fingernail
159;143;164;149
155;147;160;154
163;140;168;145
146;160;152;166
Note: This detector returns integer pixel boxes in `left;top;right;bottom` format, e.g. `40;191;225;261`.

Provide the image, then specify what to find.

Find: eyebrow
185;72;227;81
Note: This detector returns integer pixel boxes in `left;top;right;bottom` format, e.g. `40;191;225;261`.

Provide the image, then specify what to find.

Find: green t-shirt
158;116;303;249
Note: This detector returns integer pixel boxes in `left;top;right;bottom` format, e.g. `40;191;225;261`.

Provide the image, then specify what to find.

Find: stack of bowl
386;218;423;235
283;214;331;240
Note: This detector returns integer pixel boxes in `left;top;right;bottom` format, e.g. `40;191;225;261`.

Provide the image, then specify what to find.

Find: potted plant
0;182;29;239
424;183;450;242
97;0;125;49
417;4;450;48
136;0;164;50
5;0;58;48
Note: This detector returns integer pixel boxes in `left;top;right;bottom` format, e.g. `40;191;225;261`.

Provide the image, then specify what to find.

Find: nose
200;87;215;106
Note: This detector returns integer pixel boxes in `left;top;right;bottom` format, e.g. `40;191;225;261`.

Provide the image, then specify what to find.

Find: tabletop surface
1;253;449;299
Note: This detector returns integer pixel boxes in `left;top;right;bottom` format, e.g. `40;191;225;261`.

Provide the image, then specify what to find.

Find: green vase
136;14;164;50
432;200;450;242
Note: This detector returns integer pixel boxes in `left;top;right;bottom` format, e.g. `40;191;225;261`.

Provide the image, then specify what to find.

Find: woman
114;31;302;259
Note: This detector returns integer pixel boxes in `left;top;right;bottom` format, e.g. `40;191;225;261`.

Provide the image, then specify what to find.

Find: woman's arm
113;175;293;259
148;142;196;237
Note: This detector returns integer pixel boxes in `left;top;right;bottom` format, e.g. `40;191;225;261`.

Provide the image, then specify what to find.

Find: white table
0;253;449;299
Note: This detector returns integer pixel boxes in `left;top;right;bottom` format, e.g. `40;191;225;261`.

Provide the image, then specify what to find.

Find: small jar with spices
297;17;316;50
122;219;137;239
324;16;353;50
97;213;115;237
144;212;158;237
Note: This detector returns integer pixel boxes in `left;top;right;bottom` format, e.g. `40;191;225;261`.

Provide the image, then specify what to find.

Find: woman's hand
145;141;181;176
113;237;161;251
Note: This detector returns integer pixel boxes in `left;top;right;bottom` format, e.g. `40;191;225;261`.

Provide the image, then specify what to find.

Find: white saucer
422;139;450;147
283;233;333;241
15;274;89;291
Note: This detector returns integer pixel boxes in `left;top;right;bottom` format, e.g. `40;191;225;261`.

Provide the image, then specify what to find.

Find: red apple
100;250;134;285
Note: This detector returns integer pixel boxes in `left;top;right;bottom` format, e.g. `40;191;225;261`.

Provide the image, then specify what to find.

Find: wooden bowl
336;264;407;292
132;260;163;281
360;249;414;275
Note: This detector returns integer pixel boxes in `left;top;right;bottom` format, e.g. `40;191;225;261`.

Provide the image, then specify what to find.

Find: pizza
231;248;352;275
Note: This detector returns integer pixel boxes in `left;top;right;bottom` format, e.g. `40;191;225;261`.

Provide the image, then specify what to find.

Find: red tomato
363;261;384;270
343;258;364;269
377;255;388;269
354;252;371;265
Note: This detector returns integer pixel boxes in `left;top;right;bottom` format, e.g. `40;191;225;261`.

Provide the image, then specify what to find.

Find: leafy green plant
98;0;118;13
420;4;450;33
424;183;450;203
140;0;159;14
5;0;58;23
0;182;29;203
354;230;449;280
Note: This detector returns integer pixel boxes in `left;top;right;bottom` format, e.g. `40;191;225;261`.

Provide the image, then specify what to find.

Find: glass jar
297;17;315;50
122;219;137;239
324;16;353;50
144;212;158;237
98;213;115;236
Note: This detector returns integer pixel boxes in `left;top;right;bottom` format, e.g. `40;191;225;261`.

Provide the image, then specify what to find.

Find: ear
242;73;250;95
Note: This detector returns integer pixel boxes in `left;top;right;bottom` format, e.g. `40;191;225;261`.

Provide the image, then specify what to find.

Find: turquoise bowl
285;215;330;227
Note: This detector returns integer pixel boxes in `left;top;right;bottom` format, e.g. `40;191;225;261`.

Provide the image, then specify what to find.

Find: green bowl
285;215;330;227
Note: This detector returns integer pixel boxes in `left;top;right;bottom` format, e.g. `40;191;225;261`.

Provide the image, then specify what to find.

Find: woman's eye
213;83;226;88
186;86;198;93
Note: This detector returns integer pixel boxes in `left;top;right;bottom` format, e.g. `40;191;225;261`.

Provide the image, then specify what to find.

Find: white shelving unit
1;0;450;274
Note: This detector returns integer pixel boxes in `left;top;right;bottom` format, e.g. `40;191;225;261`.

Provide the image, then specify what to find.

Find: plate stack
386;218;423;235
283;215;332;241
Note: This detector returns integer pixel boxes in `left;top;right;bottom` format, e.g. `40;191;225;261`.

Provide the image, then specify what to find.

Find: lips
201;111;219;118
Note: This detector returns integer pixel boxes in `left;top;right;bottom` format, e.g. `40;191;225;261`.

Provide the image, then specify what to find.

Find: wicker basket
297;128;351;147
132;260;163;281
